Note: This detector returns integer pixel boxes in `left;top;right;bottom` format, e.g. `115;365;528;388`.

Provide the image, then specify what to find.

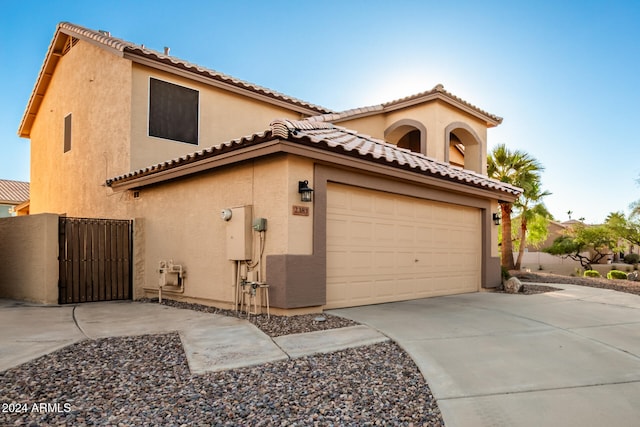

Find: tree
514;178;552;270
488;144;546;270
543;223;618;270
605;211;640;253
629;175;640;218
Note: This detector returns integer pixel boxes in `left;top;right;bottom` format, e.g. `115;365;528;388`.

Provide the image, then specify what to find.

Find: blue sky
1;0;639;223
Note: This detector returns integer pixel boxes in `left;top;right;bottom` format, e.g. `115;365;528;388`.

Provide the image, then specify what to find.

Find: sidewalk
0;299;388;374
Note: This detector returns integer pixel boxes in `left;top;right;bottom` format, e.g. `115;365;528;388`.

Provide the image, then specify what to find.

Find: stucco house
17;22;521;312
0;179;29;217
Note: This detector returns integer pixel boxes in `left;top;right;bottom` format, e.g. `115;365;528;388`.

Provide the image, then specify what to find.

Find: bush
607;270;628;280
624;253;640;264
501;266;511;282
584;270;602;278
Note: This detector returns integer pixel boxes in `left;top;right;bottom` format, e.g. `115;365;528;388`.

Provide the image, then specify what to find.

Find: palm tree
514;178;551;269
488;144;545;270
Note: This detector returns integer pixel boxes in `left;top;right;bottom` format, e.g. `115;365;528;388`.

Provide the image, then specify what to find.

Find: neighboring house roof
0;179;30;204
106;119;521;198
307;84;503;127
18;22;334;138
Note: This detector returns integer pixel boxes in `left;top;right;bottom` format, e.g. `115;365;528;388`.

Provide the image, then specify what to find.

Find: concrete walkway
0;299;387;374
329;284;640;427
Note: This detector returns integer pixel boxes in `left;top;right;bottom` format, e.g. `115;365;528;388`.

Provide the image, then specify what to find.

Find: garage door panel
373;279;397;298
327;218;349;242
351;220;373;243
326;183;481;309
373;251;395;271
374;222;396;244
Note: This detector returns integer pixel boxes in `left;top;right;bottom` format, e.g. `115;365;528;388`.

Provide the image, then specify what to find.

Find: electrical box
226;205;253;260
253;218;267;232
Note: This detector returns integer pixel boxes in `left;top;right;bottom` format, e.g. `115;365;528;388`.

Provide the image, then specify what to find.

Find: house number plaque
292;205;309;216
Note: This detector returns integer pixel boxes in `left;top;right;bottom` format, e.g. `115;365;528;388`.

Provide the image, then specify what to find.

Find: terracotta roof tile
107;120;521;197
274;119;520;194
307;84;502;126
0;180;30;203
19;22;332;136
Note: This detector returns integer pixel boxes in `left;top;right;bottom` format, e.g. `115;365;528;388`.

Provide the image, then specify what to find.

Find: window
149;78;199;145
64;113;72;153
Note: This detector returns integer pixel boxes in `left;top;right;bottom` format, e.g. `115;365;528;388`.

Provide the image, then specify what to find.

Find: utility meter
253;218;267;232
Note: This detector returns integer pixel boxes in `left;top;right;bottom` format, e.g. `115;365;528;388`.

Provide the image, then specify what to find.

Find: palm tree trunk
515;215;527;270
500;202;515;270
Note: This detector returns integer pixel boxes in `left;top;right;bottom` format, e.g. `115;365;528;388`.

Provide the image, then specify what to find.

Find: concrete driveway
329;283;640;427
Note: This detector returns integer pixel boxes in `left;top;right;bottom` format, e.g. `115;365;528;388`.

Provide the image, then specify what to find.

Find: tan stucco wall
128;155;313;306
129;65;306;170
0;214;59;304
28;40;132;218
337;101;489;174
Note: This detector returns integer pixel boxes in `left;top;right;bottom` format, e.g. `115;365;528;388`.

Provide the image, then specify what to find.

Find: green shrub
584;270;602;278
607;270;628;280
501;266;511;282
624;253;640;264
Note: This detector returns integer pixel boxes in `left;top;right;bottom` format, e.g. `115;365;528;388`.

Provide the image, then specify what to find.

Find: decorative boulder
628;271;640;282
504;277;523;294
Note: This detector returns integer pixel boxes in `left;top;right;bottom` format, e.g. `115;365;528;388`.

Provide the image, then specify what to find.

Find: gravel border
138;298;360;337
1;333;445;426
494;283;563;295
515;271;640;296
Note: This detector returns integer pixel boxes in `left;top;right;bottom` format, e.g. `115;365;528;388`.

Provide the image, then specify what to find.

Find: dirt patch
513;271;640;297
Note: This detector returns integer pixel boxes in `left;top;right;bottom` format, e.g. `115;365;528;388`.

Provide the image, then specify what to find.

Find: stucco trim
266;162;503;309
444;121;483;169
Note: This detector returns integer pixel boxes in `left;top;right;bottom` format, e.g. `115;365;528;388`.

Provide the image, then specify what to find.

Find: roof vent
164;46;170;55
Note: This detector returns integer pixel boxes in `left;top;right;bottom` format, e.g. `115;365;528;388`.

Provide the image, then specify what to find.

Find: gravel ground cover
0;333;444;426
515;271;640;296
494;283;563;295
139;298;360;337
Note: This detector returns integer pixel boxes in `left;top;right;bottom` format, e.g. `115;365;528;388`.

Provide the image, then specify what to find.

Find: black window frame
148;77;199;145
64;113;72;153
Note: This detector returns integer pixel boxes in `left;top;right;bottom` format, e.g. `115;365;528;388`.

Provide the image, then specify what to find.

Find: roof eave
18;23;127;138
107;135;521;202
382;92;503;127
123;50;329;117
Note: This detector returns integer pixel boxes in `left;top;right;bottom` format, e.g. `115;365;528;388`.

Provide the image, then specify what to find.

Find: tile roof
19;22;332;137
271;120;519;194
107;120;521;197
307;84;502;126
0;180;30;204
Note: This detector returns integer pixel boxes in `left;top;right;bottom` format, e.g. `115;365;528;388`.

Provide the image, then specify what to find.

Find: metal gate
59;217;132;304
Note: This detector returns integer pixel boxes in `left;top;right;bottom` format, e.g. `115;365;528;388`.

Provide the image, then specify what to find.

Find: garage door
326;183;481;308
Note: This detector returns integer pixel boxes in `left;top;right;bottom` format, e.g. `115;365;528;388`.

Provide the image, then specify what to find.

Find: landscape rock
504;277;523;293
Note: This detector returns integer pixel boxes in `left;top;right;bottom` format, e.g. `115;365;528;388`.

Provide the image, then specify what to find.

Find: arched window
385;120;426;154
445;122;483;173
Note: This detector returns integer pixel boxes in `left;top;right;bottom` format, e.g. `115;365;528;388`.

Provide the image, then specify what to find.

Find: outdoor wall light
298;180;314;202
493;212;501;226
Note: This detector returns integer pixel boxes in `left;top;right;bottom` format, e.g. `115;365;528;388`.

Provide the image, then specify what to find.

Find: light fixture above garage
298;180;313;202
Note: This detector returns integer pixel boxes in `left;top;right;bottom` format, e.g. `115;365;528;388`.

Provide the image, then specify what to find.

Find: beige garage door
326;183;481;309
